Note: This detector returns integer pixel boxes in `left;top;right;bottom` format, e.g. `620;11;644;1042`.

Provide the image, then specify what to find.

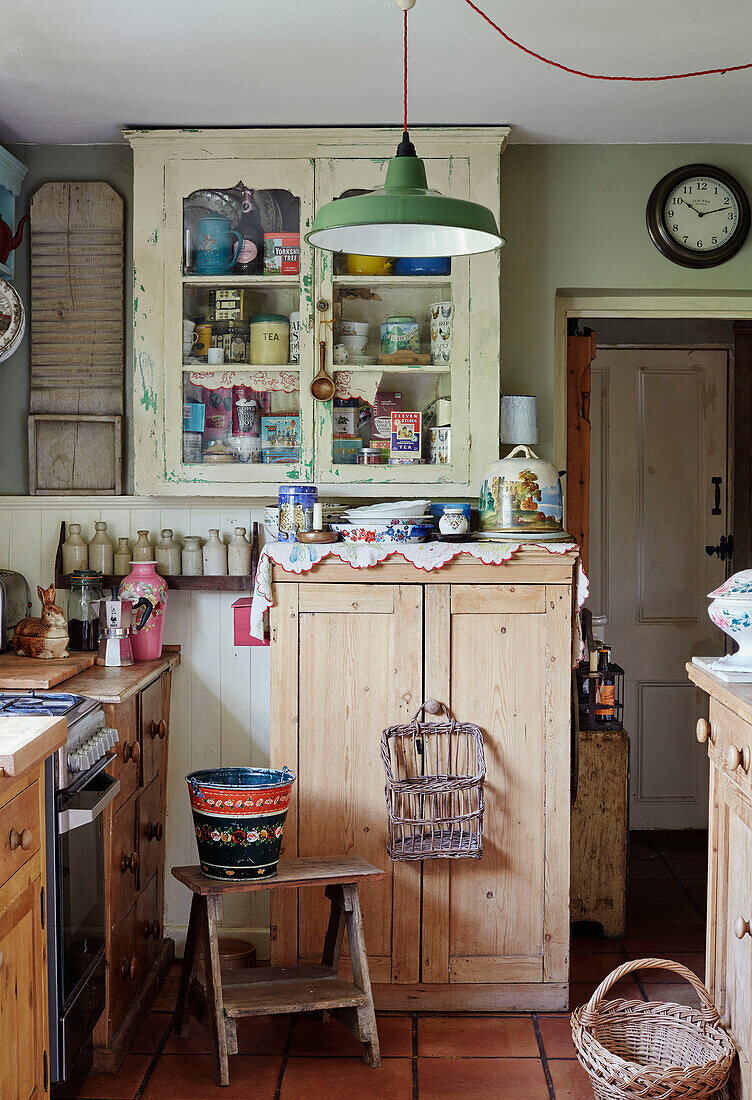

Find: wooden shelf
333;362;451;373
183;362;300;371
333;274;453;288
182;274;299;288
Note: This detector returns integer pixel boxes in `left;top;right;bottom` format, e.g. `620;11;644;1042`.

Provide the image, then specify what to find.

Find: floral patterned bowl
707;570;752;673
329;522;432;544
187;767;295;880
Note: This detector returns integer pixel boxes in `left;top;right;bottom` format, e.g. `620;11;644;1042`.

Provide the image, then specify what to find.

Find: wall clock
646;164;750;268
0;277;25;362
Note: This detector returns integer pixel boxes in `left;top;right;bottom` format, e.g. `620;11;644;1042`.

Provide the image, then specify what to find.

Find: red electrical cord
463;0;752;81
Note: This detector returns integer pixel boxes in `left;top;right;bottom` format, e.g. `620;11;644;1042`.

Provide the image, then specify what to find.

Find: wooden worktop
62;648;180;704
0;714;67;777
687;660;752;725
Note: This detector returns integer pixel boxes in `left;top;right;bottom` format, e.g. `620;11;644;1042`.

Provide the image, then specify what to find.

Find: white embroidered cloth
251;540;589;661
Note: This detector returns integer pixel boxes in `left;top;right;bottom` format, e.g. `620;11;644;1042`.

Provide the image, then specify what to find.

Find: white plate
346;499;431;520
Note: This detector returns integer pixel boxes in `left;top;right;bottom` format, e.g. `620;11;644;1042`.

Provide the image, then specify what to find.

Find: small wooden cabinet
0;764;49;1100
270;551;576;1010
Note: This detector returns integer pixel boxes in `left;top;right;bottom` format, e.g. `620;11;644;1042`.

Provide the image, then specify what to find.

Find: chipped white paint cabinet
126;127;508;497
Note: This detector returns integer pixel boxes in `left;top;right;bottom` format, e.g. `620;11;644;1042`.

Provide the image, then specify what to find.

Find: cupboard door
140;678;166;790
0;866;46;1100
105;698;140;808
422;583;571;986
273;583;422;983
138;775;164;887
111;795;139;922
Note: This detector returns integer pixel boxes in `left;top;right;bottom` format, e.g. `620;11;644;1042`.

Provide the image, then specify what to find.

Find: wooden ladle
310;340;336;402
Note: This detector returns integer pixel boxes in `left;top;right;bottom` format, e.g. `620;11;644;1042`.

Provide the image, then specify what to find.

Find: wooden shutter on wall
566;329;597;573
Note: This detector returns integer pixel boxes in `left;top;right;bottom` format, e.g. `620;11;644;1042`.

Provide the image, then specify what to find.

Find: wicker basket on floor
380;699;485;860
571;958;736;1100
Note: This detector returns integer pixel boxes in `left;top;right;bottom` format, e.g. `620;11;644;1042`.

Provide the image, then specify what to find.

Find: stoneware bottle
62;523;88;575
113;537;132;575
228;527;252;576
203;529;227;576
118;562;168;660
155;529;182;576
181;536;204;576
133;530;153;562
88;521;114;574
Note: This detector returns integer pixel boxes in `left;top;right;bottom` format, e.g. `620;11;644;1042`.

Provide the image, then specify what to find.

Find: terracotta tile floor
75;829;707;1099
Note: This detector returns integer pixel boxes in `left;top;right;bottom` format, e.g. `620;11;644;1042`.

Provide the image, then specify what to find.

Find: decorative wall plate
0;277;25;362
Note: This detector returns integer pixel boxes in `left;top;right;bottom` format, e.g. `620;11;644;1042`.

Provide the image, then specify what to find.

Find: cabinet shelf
183;362;300;372
182;274;300;289
333;275;454;288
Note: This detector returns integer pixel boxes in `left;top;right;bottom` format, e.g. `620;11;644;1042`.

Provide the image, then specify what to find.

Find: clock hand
698;206;731;217
682;200;702;214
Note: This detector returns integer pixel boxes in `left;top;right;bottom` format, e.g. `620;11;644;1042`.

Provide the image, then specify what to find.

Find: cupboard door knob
120;956;139;980
130;956;139;980
0;948;4;969
696;719;712;744
146;822;163;842
120;956;129;979
120;851;138;875
123;741;140;764
20;828;32;851
734;916;751;940
9;828;20;851
145;919;161;940
727;744;743;771
151;719;167;740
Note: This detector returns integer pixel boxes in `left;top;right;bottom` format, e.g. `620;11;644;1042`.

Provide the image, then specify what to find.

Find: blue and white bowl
330;522;432;544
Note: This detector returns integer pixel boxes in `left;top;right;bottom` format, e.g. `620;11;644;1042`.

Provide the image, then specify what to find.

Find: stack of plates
334;500;434;543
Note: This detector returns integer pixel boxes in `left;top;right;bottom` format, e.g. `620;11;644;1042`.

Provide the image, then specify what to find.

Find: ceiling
2;0;751;145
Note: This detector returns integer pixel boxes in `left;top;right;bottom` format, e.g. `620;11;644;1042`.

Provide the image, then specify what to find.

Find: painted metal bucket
186;767;295;880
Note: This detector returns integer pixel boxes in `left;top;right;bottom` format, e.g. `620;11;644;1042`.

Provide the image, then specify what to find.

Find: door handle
706;534;734;562
711;476;723;515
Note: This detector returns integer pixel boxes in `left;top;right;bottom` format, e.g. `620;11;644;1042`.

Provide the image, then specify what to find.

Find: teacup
339;320;370;339
342;334;368;356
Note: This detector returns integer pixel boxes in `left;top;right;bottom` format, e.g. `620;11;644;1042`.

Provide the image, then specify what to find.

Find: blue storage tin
278;484;318;542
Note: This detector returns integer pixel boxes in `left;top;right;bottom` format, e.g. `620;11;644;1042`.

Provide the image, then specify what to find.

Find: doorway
564;312;735;831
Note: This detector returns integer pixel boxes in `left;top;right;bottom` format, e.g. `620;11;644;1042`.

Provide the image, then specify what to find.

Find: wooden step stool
172;856;385;1086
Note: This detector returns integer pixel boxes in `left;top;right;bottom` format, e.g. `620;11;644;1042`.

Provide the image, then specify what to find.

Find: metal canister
277;484;318;542
213;320;249;363
250;314;290;365
357;448;388;465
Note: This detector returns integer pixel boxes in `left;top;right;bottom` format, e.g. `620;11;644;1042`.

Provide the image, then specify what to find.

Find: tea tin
278;484;318;542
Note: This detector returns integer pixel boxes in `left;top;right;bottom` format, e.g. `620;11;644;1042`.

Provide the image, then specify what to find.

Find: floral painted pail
118;561;168;661
186;767;296;880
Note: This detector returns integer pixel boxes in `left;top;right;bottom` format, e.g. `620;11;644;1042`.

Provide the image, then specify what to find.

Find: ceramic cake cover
479;445;565;539
706;569;752;673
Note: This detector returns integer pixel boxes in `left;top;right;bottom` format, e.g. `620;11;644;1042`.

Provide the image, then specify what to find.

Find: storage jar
380;315;420;355
155;529;181;576
182;536;204;576
62;523;88;575
113;537;131;576
203;529;227;575
133;530;153;561
228;527;252;576
249;314;290;365
213;320;249;364
67;570;103;652
88;521;114;575
278;485;317;542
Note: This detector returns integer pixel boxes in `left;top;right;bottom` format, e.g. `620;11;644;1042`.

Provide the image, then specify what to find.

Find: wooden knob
151;719;167;740
120;956;129;979
123;741;140;764
130;956;139;980
730;915;747;941
696;718;712;744
120;851;138;875
727;744;743;771
120;956;139;980
145;919;161;940
20;828;32;851
9;829;20;851
146;822;163;842
0;948;4;969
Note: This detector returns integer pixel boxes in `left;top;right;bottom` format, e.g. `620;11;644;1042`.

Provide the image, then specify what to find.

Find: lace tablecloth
251;540;588;661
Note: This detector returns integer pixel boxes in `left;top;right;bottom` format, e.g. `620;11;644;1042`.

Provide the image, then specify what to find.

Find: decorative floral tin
187;767;295;879
707;570;752;673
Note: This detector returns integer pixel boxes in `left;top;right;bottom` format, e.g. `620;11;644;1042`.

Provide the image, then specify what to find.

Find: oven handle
58;773;121;835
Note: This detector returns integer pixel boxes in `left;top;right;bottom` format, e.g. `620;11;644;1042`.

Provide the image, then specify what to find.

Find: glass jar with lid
67;570;103;652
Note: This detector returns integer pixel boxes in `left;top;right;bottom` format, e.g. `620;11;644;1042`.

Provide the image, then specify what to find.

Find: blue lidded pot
278;484;318;542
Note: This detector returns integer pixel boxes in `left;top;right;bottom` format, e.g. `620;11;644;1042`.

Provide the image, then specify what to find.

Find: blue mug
195;215;242;275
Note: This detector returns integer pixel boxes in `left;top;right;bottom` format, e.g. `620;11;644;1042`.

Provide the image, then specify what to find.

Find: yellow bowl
344;253;394;276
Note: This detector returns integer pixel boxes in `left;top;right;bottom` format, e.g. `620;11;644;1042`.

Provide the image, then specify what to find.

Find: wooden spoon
310;340;336;402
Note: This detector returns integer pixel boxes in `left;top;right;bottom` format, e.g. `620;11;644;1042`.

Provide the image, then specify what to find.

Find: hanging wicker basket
571;958;736;1100
380;700;485;861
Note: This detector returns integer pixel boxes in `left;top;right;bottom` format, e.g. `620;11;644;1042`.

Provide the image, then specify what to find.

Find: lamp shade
500;395;538;446
306;144;505;258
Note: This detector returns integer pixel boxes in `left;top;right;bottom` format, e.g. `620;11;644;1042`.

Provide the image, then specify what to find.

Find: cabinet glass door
164;158;315;485
314;156;471;486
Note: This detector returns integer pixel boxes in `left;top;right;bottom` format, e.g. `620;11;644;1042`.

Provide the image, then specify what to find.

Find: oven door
48;761;120;1084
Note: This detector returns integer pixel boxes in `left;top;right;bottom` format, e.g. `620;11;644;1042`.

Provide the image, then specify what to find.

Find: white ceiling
2;0;751;145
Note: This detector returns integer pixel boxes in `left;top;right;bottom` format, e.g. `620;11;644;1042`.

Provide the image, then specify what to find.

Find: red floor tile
163;1013;291;1055
129;1011;172;1054
288;1013;412;1058
418;1056;550;1098
76;1055;151;1099
548;1057;595;1099
569;951;626;983
537;1014;577;1059
417;1014;538;1058
661;858;708;883
280;1056;412;1098
627;951;706;982
623;925;706;953
569;980;644;1010
141;1054;281;1099
150;964;181;1012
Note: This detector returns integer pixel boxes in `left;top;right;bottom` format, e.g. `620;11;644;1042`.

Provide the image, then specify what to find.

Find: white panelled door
589;347;728;829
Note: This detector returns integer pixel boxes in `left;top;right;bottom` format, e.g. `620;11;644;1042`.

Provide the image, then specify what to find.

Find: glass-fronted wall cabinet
127;127;508;496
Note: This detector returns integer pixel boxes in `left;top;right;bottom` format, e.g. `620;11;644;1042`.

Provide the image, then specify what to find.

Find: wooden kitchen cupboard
270;551;577;1010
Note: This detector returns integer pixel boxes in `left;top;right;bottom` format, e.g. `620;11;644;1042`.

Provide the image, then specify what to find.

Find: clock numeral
725;196;731;204
728;212;736;221
712;237;718;245
675;196;683;205
714;187;719;194
673;224;679;231
683;186;693;194
683;236;689;243
723;226;729;234
698;181;708;190
697;241;703;248
667;210;675;219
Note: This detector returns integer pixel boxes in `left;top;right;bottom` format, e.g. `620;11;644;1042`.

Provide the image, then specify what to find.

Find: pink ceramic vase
118;561;168;661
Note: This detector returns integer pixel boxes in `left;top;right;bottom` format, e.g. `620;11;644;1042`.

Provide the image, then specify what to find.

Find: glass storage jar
67;570;103;652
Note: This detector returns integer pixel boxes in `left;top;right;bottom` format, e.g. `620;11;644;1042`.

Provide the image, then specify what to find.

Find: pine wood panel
0;780;41;887
296;585;421;982
111;794;139;922
723;785;752;1099
0;715;66;777
450;584;546;615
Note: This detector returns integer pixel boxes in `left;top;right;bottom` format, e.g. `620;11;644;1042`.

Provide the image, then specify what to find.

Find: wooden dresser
270;550;577;1011
0;715;67;1099
687;662;752;1100
63;651;180;1073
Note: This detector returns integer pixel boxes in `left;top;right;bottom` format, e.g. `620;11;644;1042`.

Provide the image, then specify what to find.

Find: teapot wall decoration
0;213;28;268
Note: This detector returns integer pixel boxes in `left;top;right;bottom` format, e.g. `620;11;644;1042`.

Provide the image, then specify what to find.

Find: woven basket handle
579;957;720;1028
411;699;453;723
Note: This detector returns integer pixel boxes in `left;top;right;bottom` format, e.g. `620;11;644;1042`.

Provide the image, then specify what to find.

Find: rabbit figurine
13;584;69;659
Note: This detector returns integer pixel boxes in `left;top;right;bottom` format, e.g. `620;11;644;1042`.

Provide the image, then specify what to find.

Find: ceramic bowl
341;334;368;355
394;256;451;276
344;254;394;276
707;571;752;672
339;320;370;338
330;522;432;543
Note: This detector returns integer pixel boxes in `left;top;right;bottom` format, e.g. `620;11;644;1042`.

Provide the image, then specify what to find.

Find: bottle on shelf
155;529;182;576
133;530;153;562
233;186;265;275
113;537;132;576
228;527;252;576
182;536;204;576
88;521;114;575
203;529;227;576
62;523;88;575
596;645;615;723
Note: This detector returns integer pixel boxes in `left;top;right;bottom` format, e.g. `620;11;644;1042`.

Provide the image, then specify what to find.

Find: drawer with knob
104;697;141;807
707;701;752;798
138;775;164;885
111;794;139;920
136;873;160;969
0;780;40;888
108;905;138;1035
141;677;167;788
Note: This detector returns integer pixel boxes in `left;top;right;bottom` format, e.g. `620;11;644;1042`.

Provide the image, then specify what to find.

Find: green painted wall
500;143;752;461
0;143;133;493
3;141;752;491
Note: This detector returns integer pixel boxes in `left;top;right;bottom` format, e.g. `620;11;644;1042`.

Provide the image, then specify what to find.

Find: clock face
647;164;751;268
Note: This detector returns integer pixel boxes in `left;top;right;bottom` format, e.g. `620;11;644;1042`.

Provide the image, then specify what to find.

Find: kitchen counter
0;714;67;777
687;660;752;725
60;647;180;704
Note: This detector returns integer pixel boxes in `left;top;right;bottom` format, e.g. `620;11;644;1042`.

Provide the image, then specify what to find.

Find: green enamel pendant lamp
305;0;505;259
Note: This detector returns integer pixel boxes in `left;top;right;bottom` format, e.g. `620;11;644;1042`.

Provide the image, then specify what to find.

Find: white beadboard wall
0;495;273;955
